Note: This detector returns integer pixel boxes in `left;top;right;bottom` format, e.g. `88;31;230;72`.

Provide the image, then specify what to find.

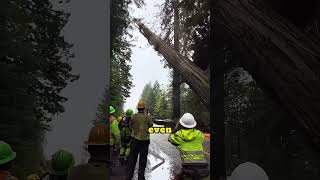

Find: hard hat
179;113;197;128
0;141;16;165
117;116;123;122
230;162;269;180
27;174;40;180
126;109;133;116
109;106;115;114
137;100;145;109
49;150;75;175
85;123;110;145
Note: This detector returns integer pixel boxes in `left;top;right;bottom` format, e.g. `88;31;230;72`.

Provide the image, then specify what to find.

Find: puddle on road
133;148;180;180
145;133;181;180
147;150;171;180
131;125;182;180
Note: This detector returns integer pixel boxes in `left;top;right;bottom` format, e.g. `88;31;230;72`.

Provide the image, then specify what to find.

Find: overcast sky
124;0;170;112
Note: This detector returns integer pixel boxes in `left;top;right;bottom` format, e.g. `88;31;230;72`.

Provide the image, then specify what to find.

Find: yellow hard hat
138;100;145;109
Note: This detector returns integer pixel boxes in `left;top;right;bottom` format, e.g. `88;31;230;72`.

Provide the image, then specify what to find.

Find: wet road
145;132;182;180
113;124;210;180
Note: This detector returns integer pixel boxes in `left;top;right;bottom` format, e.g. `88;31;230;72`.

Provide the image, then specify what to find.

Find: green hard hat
0;141;16;165
126;109;133;117
109;106;115;114
49;150;75;175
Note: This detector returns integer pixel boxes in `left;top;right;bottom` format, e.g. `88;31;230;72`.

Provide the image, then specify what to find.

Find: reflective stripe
181;150;204;154
181;154;205;160
180;150;207;165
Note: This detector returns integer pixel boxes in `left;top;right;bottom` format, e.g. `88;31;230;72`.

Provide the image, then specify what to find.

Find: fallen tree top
133;19;210;108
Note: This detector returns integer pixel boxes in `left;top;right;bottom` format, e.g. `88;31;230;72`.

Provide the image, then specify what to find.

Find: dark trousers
110;145;119;167
174;164;210;180
127;138;150;180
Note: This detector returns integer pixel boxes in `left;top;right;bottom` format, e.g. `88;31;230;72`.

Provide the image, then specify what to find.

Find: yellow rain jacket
169;129;207;165
110;116;120;146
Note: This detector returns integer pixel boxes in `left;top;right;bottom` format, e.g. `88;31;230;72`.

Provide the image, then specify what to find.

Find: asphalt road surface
112;123;211;180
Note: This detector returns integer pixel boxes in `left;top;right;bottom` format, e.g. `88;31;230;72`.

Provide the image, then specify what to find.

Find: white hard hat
179;113;197;128
230;162;269;180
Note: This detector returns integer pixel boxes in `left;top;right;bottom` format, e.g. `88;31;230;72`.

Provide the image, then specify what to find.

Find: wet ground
111;124;211;180
145;132;182;180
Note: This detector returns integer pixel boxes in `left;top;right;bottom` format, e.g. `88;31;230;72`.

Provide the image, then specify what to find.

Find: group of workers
0;99;208;180
5;143;78;180
110;100;153;180
104;100;212;180
1;99;269;180
1;124;110;180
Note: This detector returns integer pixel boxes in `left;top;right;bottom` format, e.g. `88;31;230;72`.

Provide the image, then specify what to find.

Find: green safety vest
110;116;121;146
169;129;207;165
130;113;153;141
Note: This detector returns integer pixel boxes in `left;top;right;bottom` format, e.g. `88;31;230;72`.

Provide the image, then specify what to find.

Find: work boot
110;168;114;176
173;173;185;180
138;175;145;180
138;171;146;180
124;158;128;165
119;156;124;165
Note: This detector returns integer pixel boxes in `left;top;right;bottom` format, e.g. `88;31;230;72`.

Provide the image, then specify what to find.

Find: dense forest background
95;0;140;123
139;80;209;132
1;0;320;179
0;0;78;178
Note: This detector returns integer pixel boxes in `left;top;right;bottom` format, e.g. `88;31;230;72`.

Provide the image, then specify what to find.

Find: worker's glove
171;121;180;134
171;128;177;134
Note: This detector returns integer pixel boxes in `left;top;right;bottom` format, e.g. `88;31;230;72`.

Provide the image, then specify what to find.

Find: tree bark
134;19;210;108
212;0;320;147
172;0;181;121
172;71;181;120
210;18;227;180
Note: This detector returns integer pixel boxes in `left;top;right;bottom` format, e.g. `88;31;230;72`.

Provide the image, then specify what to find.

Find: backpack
120;117;131;128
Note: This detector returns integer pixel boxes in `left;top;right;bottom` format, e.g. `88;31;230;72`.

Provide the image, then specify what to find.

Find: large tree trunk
171;0;181;121
210;26;227;179
172;71;181;119
212;0;320;147
134;19;210;107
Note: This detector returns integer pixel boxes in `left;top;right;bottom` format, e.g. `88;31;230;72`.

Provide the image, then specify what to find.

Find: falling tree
134;19;210;107
134;0;320;148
